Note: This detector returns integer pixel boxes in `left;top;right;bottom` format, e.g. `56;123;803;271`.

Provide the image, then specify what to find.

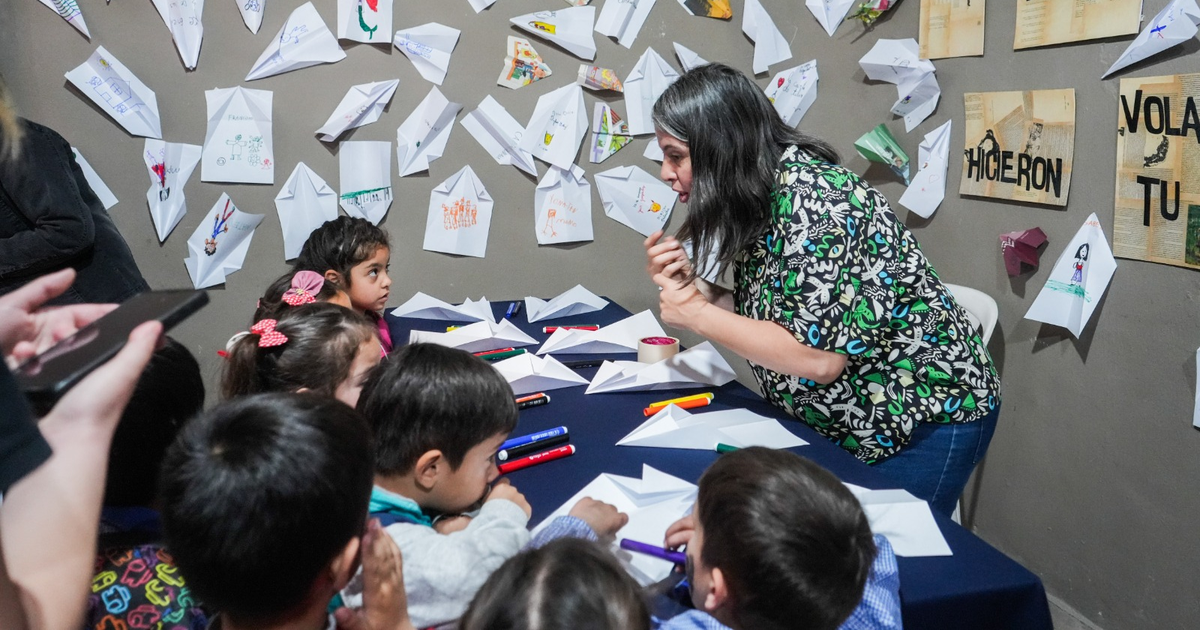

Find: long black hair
652;63;838;280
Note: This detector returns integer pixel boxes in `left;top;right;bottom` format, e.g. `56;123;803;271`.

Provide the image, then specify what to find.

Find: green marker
478;348;528;362
715;443;740;454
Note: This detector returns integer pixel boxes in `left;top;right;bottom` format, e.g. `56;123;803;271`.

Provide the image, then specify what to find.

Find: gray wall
3;0;1198;627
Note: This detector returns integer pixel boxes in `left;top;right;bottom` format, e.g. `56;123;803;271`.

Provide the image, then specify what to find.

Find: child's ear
704;567;731;614
328;536;362;592
324;269;343;287
414;450;445;490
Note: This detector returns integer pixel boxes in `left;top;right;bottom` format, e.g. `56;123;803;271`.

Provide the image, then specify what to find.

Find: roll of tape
638;336;680;363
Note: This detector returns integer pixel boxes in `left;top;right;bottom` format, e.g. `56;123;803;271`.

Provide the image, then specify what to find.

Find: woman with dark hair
644;63;1000;516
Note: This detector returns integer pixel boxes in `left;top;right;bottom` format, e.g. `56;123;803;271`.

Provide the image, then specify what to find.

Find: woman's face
656;129;693;203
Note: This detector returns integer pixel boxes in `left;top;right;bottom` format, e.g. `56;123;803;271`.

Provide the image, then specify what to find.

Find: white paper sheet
392;293;494;322
520;84;589;170
143;140;201;242
742;0;792;74
245;1;345;81
491;353;591;395
858;39;940;132
525;284;608;321
538;309;665;354
410;319;537;354
498;36;553;89
424;166;494;258
618;405;808;449
806;0;856;36
898;120;951;218
394;22;460;85
1104;0;1200;77
764;60;818;127
532;465;698;585
316;79;399;142
1024;213;1117;338
468;0;498;13
202;86;274;185
624;48;680;136
339;141;392;225
672;42;708;72
275;163;338;260
595;165;678;236
535;165;593;245
65;47;162;139
183;193;264;289
461;96;539;177
38;0;90;38
71;147;117;210
510;7;597;60
151;0;205;70
396;87;461;176
596;0;656;48
237;0;265;34
845;484;953;557
644;140;664;162
338;0;392;44
591;102;633;163
586;342;737;393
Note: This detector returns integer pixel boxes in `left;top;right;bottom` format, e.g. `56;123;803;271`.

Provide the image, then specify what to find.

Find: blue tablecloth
387;299;1052;630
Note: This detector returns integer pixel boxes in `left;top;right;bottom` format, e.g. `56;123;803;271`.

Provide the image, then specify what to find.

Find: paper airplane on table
143;140;201;242
65;46;162;139
618;405;807;450
578;65;623;91
492;353;591;395
1024;213;1117;338
151;0;205;70
409;319;537;354
71;147;117;210
764;61;818;127
520;84;588;171
339;141;392;225
237;0;265;33
806;0;856;36
538;310;665;354
275;163;338;260
394;22;460;85
510;7;597;60
535;165;593;245
1000;227;1048;276
898;120;952;218
673;42;708;72
525;285;608;322
245;2;345;81
532;465;697;585
396;86;461;177
585;342;737;394
595;165;677;237
38;0;90;37
624;48;680;135
858;39;940;132
184;193;264;289
1104;0;1200;78
591;103;633;163
461;96;538;177
316;79;399;142
742;0;792;74
595;0;656;48
845;484;952;557
391;293;495;322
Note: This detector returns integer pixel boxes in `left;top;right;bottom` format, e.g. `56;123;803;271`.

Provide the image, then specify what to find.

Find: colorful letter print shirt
733;146;1001;463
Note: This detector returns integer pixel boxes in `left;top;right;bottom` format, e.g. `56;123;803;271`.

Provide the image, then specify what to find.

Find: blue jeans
871;402;1000;518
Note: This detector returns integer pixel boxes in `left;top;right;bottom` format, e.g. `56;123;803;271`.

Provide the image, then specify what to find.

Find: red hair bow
282;270;323;306
250;319;288;348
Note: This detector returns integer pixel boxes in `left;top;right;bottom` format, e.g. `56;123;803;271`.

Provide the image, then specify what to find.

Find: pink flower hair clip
282;270;324;306
250;319;288;348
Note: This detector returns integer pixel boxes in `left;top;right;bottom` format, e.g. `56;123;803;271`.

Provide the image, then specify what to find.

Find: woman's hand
644;230;691;280
653;258;711;332
0;268;115;367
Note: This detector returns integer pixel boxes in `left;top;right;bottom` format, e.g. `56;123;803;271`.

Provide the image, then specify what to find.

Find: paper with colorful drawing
676;0;732;19
1024;213;1116;338
184;193;264;289
595;165;677;237
899;119;952;218
624;47;680;135
396;87;461;177
143;140;201;242
591;103;633;163
65;46;162;139
316;79;399;142
338;0;391;44
498;37;552;89
578;65;623;91
461;96;539;177
510;7;597;60
339;141;392;225
150;0;205;69
202;86;273;185
424;166;494;258
765;61;819;127
535;166;593;245
394;22;460;85
245;2;344;81
520;84;588;171
275;163;338;260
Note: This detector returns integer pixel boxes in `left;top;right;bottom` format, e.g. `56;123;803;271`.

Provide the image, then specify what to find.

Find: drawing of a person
543;207;558;237
204;200;235;256
226;134;246;161
1070;243;1088;284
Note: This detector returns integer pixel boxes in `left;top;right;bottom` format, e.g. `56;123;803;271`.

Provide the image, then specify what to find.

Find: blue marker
500;426;567;452
505;301;522;319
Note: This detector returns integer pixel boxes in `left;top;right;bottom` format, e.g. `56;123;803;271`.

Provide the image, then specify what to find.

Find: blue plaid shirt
658;535;902;630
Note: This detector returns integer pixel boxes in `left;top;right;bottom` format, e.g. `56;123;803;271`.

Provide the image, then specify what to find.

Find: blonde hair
0;75;22;162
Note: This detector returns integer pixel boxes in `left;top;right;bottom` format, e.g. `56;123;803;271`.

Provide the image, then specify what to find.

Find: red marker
543;325;600;333
474;347;515;357
498;444;576;474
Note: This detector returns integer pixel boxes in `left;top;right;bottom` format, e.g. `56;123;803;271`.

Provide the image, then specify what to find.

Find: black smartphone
14;290;209;410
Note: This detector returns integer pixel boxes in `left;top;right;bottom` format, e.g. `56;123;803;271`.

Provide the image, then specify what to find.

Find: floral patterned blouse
734;146;1001;464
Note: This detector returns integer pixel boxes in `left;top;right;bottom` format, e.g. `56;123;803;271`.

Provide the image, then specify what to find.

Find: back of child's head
158;392;374;623
696;447;875;630
221;302;378;401
357;342;517;474
104;337;203;507
293;216;389;287
252;269;349;322
460;538;650;630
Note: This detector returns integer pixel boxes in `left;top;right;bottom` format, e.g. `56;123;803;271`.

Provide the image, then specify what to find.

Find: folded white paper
806;0;856;37
535;166;593;245
202;86;274;185
397;87;461;176
596;0;656;48
1105;0;1200;78
424;166;494;258
595;165;678;236
71;147;117;210
586;342;737;393
339;140;392;225
65;47;162;139
510;7;597;60
491;353;591;395
498;36;553;90
538;309;665;355
520;84;588;171
276;163;338;260
338;0;392;44
391;293;494;322
1024;213;1117;338
394;22;460;85
316;79;399;142
532;465;698;585
858;39;940;132
184;193;264;289
673;42;708;72
151;0;205;70
743;0;792;74
898;120;951;219
845;484;953;557
461;96;539;177
644;140;664;162
409;319;537;353
237;0;265;33
624;48;680;136
525;285;608;322
143;140;202;242
765;61;818;127
468;0;498;13
38;0;90;37
245;2;345;81
618;405;808;450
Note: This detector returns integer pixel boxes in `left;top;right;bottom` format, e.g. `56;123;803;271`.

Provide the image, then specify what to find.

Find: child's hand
487;478;532;517
433;515;471;535
664;515;695;550
334;519;414;630
569;497;629;540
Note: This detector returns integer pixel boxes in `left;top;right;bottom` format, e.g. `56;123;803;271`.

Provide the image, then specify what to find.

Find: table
387;299;1052;630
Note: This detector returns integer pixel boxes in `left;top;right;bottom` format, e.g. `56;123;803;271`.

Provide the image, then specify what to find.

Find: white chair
942;283;998;344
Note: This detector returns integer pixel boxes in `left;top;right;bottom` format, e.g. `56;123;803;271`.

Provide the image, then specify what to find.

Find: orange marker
498;444;576;474
644;392;715;416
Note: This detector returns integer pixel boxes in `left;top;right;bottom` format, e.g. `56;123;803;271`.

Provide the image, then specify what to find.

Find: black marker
562;359;604;369
498;433;570;461
515;392;551;410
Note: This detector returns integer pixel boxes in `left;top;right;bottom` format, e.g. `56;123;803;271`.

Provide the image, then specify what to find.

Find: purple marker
619;539;687;565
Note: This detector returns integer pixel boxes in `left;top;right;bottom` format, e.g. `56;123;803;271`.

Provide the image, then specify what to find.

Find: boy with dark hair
661;448;901;630
346;343;628;628
159;393;411;630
